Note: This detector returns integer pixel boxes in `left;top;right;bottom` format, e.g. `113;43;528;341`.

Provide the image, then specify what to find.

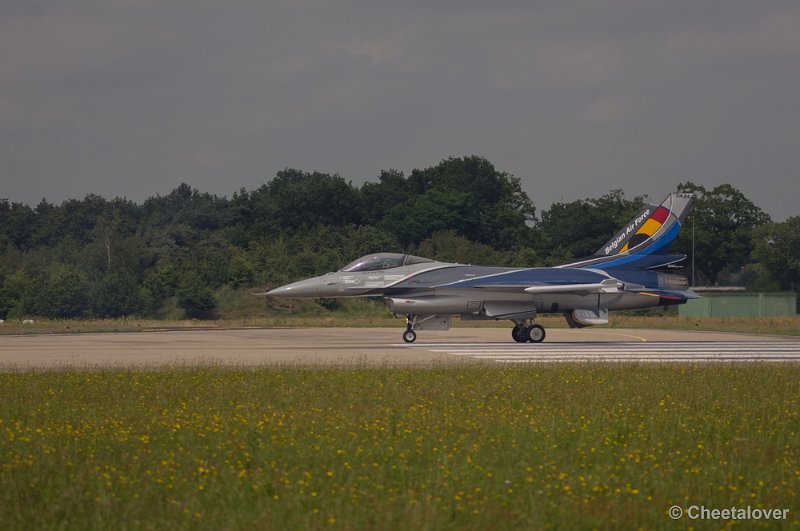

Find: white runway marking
396;341;800;363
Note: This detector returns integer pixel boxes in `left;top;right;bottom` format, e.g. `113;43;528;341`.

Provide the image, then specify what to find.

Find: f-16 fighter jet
267;193;696;343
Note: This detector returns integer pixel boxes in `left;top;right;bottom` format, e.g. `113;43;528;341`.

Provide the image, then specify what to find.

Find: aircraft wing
522;281;699;301
461;277;697;302
522;279;623;295
461;278;625;295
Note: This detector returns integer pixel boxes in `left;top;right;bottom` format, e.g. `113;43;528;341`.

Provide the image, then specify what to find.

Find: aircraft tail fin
594;193;694;259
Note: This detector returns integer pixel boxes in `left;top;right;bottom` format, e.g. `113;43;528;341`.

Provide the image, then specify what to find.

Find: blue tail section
561;193;694;271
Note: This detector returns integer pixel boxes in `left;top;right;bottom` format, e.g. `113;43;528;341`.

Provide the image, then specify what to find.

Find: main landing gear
511;320;546;343
403;315;417;343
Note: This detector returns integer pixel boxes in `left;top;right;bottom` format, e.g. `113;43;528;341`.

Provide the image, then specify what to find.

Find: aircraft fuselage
267;260;685;321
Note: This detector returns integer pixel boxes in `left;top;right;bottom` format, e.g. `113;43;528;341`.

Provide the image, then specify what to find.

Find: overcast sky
2;1;799;219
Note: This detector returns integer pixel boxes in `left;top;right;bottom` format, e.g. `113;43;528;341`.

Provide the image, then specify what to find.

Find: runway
1;327;799;368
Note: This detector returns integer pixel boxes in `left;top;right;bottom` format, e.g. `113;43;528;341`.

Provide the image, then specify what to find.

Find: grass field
1;365;798;529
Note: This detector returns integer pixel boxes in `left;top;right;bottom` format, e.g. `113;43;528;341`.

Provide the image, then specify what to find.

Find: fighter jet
267;193;697;343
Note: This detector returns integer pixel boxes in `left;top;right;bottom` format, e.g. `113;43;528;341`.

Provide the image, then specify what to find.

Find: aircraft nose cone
266;278;321;298
265;285;292;297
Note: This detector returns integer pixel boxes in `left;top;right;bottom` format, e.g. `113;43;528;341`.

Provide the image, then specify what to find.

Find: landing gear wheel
511;325;530;343
527;324;546;343
402;329;417;343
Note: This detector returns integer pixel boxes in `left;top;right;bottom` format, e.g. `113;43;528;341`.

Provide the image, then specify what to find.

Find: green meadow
1;365;798;529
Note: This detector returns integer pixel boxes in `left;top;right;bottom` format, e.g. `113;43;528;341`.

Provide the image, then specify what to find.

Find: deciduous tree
674;182;770;285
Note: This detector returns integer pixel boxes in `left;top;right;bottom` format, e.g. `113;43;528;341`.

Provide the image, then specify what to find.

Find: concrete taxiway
1;327;799;368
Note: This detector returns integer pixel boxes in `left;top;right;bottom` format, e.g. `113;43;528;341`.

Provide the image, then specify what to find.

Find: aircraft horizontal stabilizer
629;288;700;300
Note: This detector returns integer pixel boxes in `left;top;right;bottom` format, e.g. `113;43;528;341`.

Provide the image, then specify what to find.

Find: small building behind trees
679;288;797;317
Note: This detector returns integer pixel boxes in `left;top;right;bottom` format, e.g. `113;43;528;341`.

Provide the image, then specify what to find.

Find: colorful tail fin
562;193;695;270
595;193;694;258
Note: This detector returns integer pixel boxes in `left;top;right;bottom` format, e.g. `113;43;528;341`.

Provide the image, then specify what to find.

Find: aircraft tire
402;330;417;343
512;325;529;343
527;324;546;343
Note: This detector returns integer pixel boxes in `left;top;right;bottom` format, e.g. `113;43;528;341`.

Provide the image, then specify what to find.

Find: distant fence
679;292;797;318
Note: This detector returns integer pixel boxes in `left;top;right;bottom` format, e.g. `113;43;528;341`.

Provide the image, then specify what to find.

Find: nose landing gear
400;314;452;343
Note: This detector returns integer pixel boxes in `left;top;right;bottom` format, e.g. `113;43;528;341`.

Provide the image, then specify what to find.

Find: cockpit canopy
340;253;434;272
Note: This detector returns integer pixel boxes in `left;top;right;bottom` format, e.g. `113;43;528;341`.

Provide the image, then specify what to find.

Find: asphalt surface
1;327;799;368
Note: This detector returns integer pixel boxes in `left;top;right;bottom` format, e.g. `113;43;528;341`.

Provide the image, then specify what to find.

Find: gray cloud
1;1;798;219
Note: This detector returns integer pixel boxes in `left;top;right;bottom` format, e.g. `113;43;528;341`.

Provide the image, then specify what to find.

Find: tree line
1;156;797;320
